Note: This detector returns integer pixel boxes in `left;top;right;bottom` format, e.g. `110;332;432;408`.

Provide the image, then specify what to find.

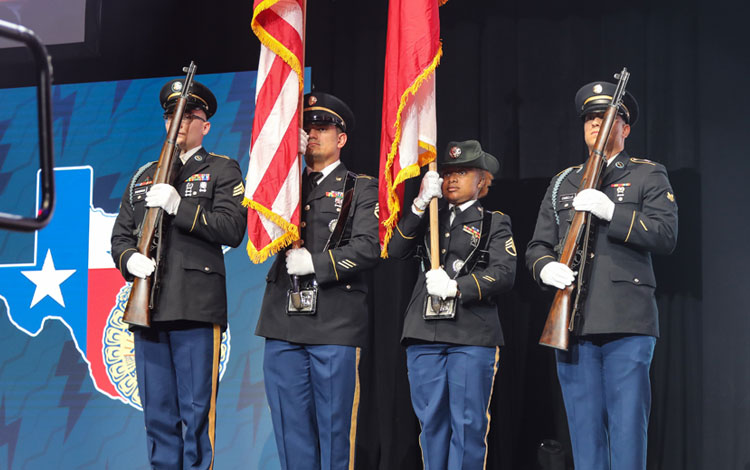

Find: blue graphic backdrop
0;69;309;469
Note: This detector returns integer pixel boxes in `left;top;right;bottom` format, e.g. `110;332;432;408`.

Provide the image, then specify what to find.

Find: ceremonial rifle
122;62;197;327
538;68;630;350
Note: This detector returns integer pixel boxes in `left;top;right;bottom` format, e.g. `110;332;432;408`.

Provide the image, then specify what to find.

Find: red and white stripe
245;0;305;263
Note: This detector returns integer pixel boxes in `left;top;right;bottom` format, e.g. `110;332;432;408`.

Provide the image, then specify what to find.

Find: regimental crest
308;95;317;106
172;81;183;92
593;83;603;94
449;146;462;159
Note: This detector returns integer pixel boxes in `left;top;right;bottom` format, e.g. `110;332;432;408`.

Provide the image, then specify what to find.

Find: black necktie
450;206;461;225
304;171;323;199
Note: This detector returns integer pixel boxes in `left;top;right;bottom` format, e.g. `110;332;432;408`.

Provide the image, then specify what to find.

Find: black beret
160;79;217;119
439;140;501;176
303;92;355;133
575;81;639;125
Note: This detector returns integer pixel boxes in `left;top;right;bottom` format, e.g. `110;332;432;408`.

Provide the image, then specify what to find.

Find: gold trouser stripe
482;347;501;470
190;204;201;232
329;250;339;280
208;324;221;470
118;248;137;276
348;347;362;470
471;274;482;301
624;210;636;242
532;255;555;280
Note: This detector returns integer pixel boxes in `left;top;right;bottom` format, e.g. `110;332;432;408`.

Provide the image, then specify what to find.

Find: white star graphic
21;249;76;308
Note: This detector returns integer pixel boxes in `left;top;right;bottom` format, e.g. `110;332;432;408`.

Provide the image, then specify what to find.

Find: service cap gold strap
582;94;631;120
166;92;209;108
304;106;346;127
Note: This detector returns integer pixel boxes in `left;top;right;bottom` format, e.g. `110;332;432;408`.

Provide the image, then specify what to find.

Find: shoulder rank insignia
505;237;517;256
233;182;245;197
630;157;656;166
667;191;675;202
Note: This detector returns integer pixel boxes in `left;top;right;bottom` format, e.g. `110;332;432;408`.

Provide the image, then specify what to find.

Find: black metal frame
0;19;54;231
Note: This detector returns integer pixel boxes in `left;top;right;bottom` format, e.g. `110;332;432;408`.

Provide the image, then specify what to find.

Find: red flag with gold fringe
378;0;446;257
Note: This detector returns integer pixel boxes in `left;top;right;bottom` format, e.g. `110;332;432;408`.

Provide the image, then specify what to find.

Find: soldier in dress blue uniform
526;82;678;469
388;140;517;470
110;78;247;470
255;92;380;470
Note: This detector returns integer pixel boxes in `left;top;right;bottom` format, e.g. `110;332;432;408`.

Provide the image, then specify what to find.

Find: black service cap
575;81;639;125
303;92;355;133
160;79;217;119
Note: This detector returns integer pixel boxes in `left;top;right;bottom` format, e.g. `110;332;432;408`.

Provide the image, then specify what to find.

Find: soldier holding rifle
526;81;678;469
110;78;247;470
255;92;380;470
389;140;517;470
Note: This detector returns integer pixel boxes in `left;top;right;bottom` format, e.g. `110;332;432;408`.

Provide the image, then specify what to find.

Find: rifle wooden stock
123;63;196;327
539;69;630;349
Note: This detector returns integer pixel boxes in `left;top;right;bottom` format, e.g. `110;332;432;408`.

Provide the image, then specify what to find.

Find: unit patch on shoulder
505;237;517;256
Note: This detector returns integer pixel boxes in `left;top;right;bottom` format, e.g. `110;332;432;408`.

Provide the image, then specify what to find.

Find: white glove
425;268;458;300
126;252;156;279
539;262;576;290
285;247;315;275
146;183;181;215
413;171;443;211
298;128;309;155
573;188;615;221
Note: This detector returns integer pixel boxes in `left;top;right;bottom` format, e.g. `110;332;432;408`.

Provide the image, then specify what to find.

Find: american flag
244;0;305;263
378;0;446;257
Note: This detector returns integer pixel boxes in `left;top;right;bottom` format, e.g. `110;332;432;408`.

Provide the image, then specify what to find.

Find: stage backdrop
0;69;311;469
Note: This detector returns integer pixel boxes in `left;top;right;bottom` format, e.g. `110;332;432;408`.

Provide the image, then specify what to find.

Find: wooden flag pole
290;0;307;308
428;161;442;311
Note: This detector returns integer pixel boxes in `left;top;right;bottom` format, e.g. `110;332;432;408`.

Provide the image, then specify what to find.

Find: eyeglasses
163;112;207;123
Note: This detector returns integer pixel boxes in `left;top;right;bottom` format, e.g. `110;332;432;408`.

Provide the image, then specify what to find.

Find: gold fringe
251;0;304;94
380;45;443;258
243;197;300;264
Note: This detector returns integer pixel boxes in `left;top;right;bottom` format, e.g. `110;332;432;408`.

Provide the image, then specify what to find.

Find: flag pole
428;161;442;312
289;0;307;308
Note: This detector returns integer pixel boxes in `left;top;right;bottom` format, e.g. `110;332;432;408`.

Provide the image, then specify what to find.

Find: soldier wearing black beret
111;78;247;470
526;81;678;469
255;91;379;470
389;140;517;469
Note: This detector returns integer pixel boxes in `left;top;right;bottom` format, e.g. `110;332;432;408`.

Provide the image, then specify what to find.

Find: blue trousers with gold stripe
406;343;500;470
263;339;360;470
133;321;221;470
556;335;655;470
